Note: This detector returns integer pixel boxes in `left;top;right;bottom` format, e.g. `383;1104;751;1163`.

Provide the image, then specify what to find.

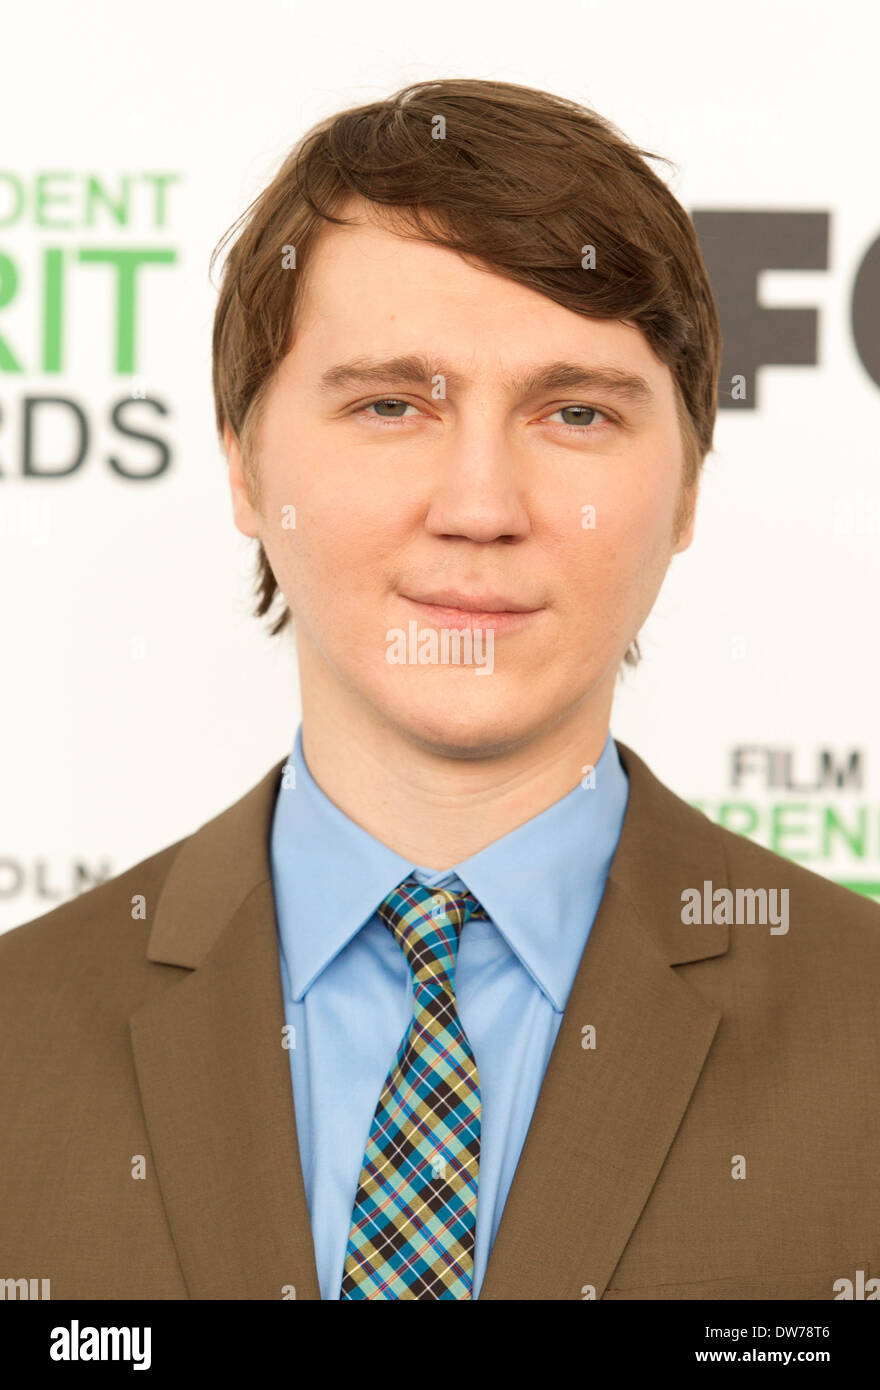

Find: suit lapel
478;741;728;1300
129;741;729;1301
130;759;322;1299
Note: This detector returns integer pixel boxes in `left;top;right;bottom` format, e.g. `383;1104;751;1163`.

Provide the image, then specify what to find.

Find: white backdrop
2;0;878;932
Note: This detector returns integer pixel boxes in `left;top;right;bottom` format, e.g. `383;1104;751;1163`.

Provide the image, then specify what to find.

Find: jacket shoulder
0;837;184;981
616;738;880;950
718;814;879;913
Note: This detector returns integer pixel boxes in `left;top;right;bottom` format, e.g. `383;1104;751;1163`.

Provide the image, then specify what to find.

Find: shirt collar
271;724;628;1011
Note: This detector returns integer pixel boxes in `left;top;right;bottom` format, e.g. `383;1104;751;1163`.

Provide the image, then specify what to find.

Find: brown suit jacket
1;741;878;1300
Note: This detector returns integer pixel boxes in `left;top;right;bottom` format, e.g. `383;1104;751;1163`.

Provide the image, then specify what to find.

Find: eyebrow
316;353;656;407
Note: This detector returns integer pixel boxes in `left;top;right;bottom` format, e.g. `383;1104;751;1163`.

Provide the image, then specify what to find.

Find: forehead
296;215;668;389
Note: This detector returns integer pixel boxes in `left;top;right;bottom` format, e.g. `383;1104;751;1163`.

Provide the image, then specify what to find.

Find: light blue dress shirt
270;723;629;1299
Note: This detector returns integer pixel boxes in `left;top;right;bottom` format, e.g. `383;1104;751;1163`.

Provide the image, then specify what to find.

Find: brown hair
211;78;722;664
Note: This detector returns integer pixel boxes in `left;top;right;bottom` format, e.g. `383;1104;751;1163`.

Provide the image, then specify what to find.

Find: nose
422;429;532;544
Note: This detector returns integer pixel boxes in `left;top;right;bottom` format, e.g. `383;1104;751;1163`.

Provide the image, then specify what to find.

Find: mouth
399;591;544;634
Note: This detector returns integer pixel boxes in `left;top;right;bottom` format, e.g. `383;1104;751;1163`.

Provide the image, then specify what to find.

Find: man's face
227;199;696;759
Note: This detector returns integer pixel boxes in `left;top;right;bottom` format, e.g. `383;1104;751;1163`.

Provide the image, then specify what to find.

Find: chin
381;690;545;761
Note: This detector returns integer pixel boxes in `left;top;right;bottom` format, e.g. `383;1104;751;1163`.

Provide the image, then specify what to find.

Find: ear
224;424;261;539
672;481;699;555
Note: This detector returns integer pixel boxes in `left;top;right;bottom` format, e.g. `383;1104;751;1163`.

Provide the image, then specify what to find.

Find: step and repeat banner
1;0;878;932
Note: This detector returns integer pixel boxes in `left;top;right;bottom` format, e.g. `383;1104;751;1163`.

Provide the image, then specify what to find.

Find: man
2;78;878;1301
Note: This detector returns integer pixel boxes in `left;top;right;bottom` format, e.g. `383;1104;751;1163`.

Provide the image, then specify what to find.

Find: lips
399;591;543;634
403;589;540;614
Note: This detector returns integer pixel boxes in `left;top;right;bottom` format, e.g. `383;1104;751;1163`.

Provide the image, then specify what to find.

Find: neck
296;651;616;871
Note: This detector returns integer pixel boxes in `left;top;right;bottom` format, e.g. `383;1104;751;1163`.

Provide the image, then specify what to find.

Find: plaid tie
339;874;489;1299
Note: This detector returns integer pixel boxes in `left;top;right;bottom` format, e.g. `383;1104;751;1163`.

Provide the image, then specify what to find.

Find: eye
357;398;421;424
353;397;614;432
545;404;611;433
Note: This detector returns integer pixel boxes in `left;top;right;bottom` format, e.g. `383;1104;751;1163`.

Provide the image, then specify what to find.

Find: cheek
561;489;676;619
263;479;401;617
592;464;680;566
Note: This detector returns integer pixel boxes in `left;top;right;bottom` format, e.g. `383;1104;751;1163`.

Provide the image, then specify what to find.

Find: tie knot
378;875;489;990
